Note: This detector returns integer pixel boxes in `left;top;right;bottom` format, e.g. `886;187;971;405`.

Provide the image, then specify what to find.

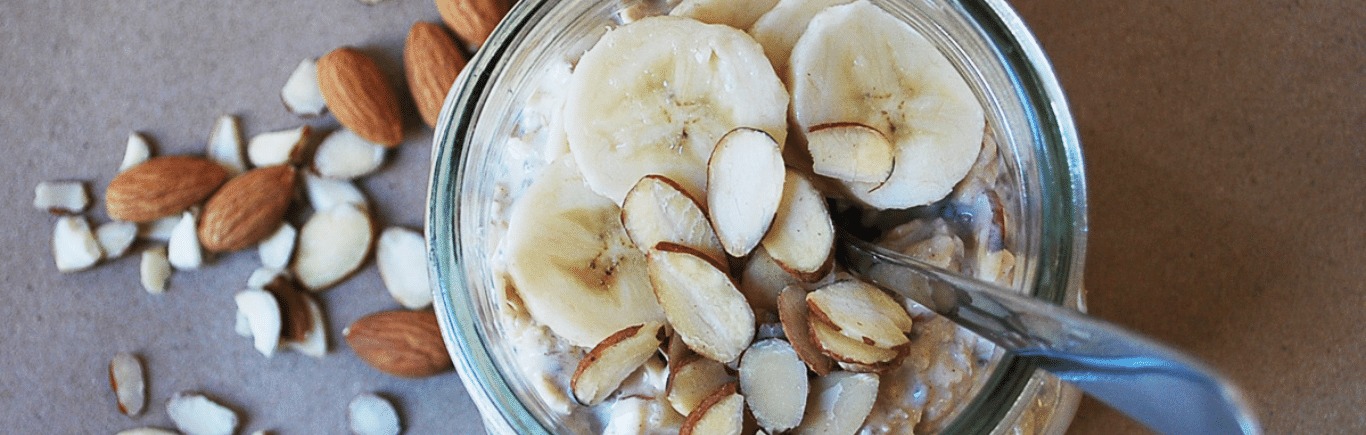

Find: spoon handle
839;235;1260;435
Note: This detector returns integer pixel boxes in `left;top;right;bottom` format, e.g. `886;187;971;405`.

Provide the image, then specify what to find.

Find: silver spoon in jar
837;232;1261;435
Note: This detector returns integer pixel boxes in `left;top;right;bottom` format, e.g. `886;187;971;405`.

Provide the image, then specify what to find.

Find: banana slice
748;0;852;82
564;16;789;204
790;1;984;209
504;157;666;347
670;0;780;30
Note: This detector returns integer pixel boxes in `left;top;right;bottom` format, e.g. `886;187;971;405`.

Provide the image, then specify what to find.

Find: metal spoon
838;233;1261;435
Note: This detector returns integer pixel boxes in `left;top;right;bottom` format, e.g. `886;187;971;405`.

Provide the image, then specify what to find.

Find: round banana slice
564;16;790;204
504;156;666;347
748;0;852;82
790;1;984;209
670;0;780;30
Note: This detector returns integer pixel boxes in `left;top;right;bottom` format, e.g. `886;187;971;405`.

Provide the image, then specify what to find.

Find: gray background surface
0;0;1361;434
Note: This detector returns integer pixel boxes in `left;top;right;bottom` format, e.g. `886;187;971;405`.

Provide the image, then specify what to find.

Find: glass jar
426;0;1088;433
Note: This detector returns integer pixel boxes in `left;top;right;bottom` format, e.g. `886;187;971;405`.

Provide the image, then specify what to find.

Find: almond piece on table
377;227;434;309
807;280;913;348
138;215;180;242
140;246;171;293
435;0;509;48
312;129;386;179
119;132;154;172
707;127;785;257
317;47;404;147
96;221;138;259
167;211;203;270
284;291;329;357
794;372;880;435
680;383;744;435
302;170;369;211
777;286;832;376
349;393;401;435
761;170;834;280
33;181;89;215
666;354;734;416
106;156;228;223
806;123;895;184
281;58;327;117
346;309;451;377
199;165;297;252
571;322;666;406
206;115;247;175
257;223;297;270
621;174;726;266
167;392;238;435
647;243;755;363
738;339;808;432
291;202;373;291
235;289;283;357
247;125;312;167
116;428;178;435
53;216;103;272
109;352;146;416
259;274;314;344
405;21;467;128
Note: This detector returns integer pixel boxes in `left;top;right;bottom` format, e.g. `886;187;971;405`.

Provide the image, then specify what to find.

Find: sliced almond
761;170;834;280
738;339;808;432
109;352;146;416
377;227;433;309
207;115;247;175
235;289;282;357
312;129;386;179
348;393;401;435
199;165;297;252
806;123;895;184
807;280;912;348
646;243;755;363
281;58;327;117
106;156;229;223
247;125;311;167
166;392;238;435
793;372;880;435
621;174;726;265
680;383;744;435
345;309;451;377
706;127;785;257
140;246;171;293
435;0;509;48
234;308;252;338
405;21;467;128
119;132;154;172
291;202;373;291
667;354;735;416
777;286;832;376
809;319;900;365
96;221;138;259
246;266;284;288
302;171;369;211
138;215;180;242
283;291;328;357
258;274;313;343
317;47;404;147
257;223;297;270
570;322;666;406
53;216;102;272
738;247;801;314
33;181;89;215
167;211;203;270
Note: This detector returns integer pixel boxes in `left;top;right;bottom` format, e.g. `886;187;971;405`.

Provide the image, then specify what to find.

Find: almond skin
261;275;314;343
198;165;297;252
317;47;404;147
405;22;467;128
435;0;508;48
106;156;230;223
345;309;452;377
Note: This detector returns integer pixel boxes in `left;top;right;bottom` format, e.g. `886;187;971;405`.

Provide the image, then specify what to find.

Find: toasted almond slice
33;181;89;215
115;428;178;435
761;170;834;280
349;393;401;435
96;221;138;259
120;133;154;173
291;202;373;291
140;246;171;293
809;319;899;365
738;339;808;432
312;129;386;179
680;383;744;435
807;280;913;348
235;289;282;357
247;125;311;167
281;58;327;117
794;372;880;435
806;123;896;184
377;227;433;309
571;322;666;406
621;175;726;265
53;216;102;272
207;115;247;175
777;286;832;375
667;355;735;416
302;171;369;212
138;215;179;242
166;392;238;435
707;128;786;257
646;243;755;363
257;223;297;270
283;291;328;357
109;352;145;416
738;247;801;314
167;211;203;270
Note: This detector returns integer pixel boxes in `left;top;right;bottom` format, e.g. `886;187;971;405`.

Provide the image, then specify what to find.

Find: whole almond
317;47;404;147
345;309;452;377
198;165;297;252
435;0;508;48
106;156;230;223
405;22;467;128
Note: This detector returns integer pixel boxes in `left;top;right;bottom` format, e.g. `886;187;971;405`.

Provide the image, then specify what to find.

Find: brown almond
261;275;314;343
198;165;297;252
405;22;467;128
317;47;404;147
435;0;508;48
106;156;230;222
345;309;452;377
